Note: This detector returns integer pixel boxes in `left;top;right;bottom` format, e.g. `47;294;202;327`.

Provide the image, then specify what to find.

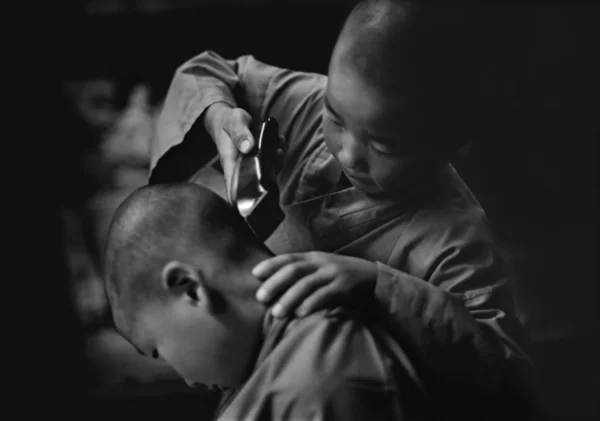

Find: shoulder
233;54;328;105
390;164;498;279
225;312;408;420
266;311;392;393
262;65;327;128
410;164;492;246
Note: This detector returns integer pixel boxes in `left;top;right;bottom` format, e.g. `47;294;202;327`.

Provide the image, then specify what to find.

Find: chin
354;182;386;197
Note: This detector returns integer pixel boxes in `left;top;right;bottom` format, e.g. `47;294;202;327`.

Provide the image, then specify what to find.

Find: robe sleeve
274;386;405;421
149;50;326;185
373;205;537;419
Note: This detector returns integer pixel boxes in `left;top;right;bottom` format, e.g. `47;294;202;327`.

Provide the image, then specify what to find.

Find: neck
210;247;274;388
231;247;274;298
210;246;273;315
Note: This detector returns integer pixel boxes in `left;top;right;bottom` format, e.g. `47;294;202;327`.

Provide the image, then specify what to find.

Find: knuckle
330;278;346;290
293;283;313;301
282;262;303;278
239;109;253;124
230;131;251;146
306;251;322;260
322;262;339;275
218;108;233;128
278;293;297;309
297;277;316;290
233;110;252;129
231;107;249;120
224;110;250;133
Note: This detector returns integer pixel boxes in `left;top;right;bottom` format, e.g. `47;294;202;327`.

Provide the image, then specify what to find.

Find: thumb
223;108;255;154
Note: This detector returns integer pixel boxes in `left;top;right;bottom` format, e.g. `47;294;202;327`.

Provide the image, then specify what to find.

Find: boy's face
126;290;262;391
324;46;431;198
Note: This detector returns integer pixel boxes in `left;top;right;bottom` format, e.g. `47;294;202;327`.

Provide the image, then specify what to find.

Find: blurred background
23;0;598;419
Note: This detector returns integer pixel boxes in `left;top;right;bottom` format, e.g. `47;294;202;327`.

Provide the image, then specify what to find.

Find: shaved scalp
104;183;258;334
336;0;493;97
331;0;498;154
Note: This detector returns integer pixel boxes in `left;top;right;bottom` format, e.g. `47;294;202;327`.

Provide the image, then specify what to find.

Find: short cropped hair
104;183;258;332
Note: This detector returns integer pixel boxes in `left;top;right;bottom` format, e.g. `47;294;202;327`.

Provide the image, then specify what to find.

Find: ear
161;261;213;312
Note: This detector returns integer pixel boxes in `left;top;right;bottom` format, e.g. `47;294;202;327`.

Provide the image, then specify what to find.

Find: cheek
322;120;341;152
158;323;206;380
370;156;415;187
159;317;255;388
155;313;223;382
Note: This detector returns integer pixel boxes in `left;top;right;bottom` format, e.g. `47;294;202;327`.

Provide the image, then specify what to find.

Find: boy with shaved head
149;0;535;418
106;183;428;420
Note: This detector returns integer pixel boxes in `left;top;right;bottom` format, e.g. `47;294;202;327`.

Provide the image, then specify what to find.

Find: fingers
254;259;313;304
295;284;340;317
216;131;239;201
222;108;255;154
271;271;331;318
252;254;300;280
213;108;253;200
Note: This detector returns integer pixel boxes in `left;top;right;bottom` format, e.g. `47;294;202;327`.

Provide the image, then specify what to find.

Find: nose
336;132;366;171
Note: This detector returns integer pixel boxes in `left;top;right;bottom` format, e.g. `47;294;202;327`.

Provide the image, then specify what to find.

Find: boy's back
218;308;426;421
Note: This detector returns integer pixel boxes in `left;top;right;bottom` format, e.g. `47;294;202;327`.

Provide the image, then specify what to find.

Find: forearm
151;51;294;183
374;262;535;416
375;263;504;363
151;51;239;171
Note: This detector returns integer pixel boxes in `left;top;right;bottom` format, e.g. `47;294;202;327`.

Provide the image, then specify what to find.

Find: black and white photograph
21;1;598;420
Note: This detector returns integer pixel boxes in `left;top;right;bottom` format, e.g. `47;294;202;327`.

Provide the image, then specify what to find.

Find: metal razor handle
228;118;284;241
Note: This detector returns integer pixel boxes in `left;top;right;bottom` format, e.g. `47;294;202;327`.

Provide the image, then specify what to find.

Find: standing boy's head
325;0;485;197
104;183;270;390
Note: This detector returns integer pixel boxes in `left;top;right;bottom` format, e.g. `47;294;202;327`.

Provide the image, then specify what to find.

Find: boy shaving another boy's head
144;0;535;418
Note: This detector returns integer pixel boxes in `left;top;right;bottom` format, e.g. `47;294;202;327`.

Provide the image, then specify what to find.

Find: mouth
343;171;388;197
346;172;370;183
344;171;376;189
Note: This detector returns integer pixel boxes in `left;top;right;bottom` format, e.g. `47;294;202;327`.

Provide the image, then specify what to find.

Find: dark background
21;0;598;420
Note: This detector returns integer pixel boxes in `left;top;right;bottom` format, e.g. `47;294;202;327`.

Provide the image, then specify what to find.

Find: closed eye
323;97;345;125
323;108;342;126
132;345;147;357
370;140;395;155
133;346;159;360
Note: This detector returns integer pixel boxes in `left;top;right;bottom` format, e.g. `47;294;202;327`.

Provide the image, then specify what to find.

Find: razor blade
228;117;284;241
